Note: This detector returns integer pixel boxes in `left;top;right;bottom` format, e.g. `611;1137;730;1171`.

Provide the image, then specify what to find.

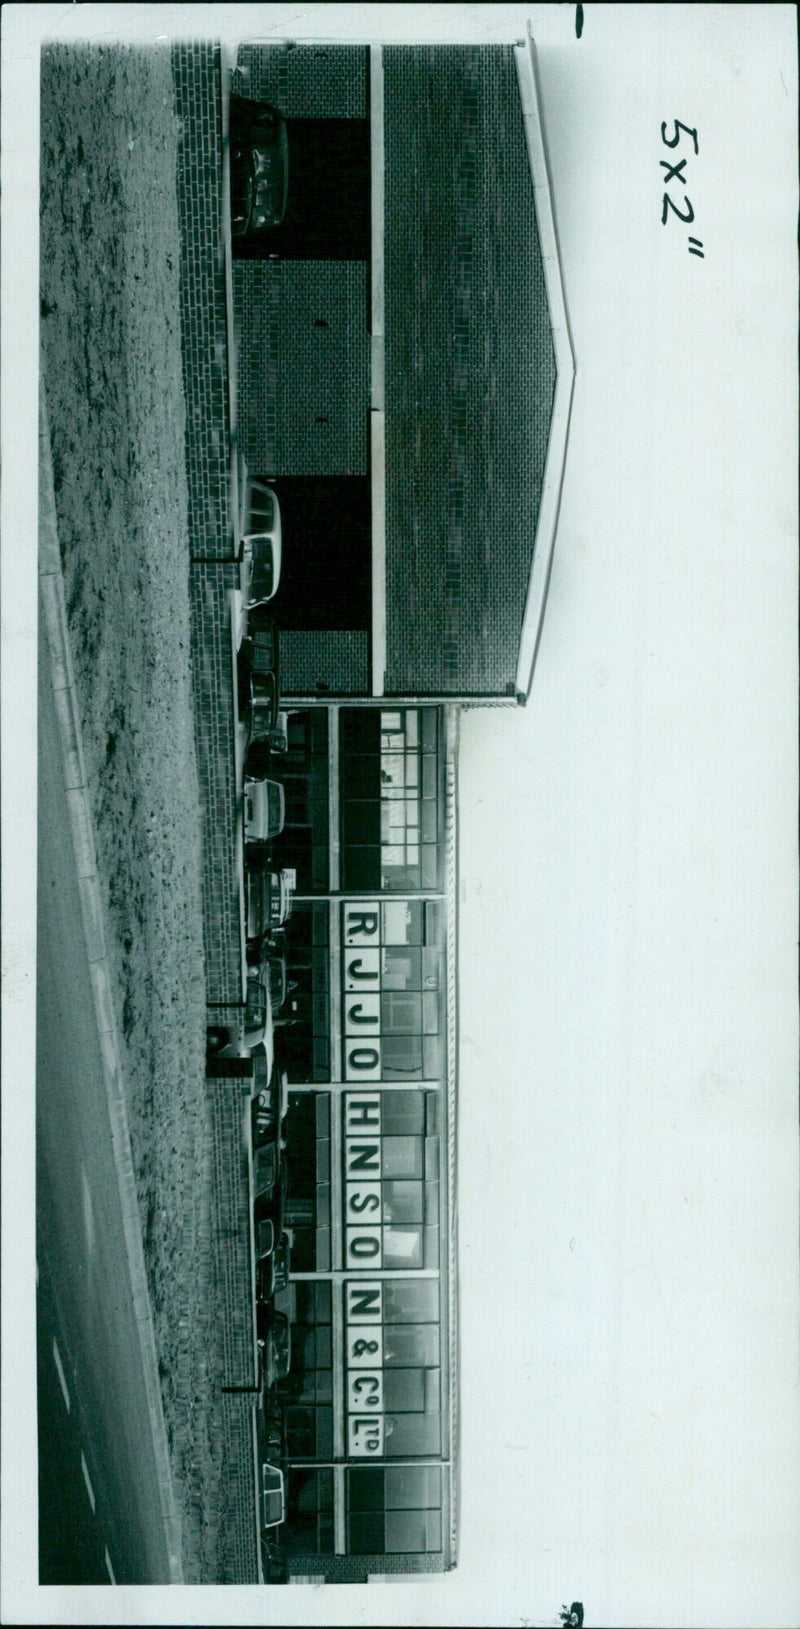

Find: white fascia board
513;33;576;703
370;45;386;697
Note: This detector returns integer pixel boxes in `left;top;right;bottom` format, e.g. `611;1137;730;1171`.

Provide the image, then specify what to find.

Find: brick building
171;35;572;1584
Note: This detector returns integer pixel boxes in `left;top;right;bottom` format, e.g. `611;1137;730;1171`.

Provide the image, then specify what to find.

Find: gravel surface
40;43;221;1580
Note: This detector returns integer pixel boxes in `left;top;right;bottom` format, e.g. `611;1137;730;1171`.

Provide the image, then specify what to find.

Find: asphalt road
36;644;176;1584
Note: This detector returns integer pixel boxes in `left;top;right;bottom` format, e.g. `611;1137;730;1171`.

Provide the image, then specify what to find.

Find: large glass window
278;903;330;1083
269;711;330;892
340;709;443;892
284;1092;331;1270
347;1466;442;1556
342;1091;441;1271
341;902;446;1084
283;1469;334;1558
343;1276;443;1462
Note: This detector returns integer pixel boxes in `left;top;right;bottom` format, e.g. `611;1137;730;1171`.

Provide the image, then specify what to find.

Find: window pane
380;711;402;732
381;754;404;788
383;1180;424;1225
421;756;437;798
341;710;381;753
422;1033;444;1079
420;800;438;842
381;994;422;1035
425;1509;443;1552
383;1323;439;1366
422;992;439;1035
382;947;421;991
383;1226;423;1268
384;1412;441;1458
383;1279;439;1323
385;1508;427;1554
348;1467;385;1512
382;1135;424;1178
382;1038;423;1080
343;846;381;890
404;711;419;747
381;844;404;868
343;801;380;845
420;845;439;887
385;1465;441;1510
349;1511;385;1555
381;1091;425;1136
383;1367;426;1412
382;901;423;945
421;710;438;750
424;1180;439;1223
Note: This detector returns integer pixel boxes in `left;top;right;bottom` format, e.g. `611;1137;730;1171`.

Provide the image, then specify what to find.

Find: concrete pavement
37;400;184;1583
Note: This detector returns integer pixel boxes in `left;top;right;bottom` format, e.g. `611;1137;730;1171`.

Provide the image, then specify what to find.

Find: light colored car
261;1461;286;1531
244;776;285;845
238;452;282;608
206;970;274;1070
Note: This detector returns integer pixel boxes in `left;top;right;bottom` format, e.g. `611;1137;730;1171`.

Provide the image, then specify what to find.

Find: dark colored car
254;1153;288;1237
258;1395;285;1462
257;1231;291;1304
251;1060;289;1148
260;1534;288;1584
257;1307;291;1393
230;95;289;236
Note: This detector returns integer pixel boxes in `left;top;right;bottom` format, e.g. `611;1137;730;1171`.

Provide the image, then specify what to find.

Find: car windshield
246;980;266;1028
248;483;275;531
268;782;283;830
249;539;274;599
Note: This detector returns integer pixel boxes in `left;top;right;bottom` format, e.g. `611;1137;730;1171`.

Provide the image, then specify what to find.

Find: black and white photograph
1;3;798;1624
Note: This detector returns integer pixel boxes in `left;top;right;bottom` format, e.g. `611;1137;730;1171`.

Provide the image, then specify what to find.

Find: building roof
382;41;573;701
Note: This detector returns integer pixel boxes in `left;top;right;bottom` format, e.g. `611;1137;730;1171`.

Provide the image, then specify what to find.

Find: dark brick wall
171;44;232;561
189;563;242;1003
208;1086;259;1581
232;261;279;473
233;42;368;117
383;46;557;696
279;628;369;695
288;1551;449;1581
234;261;369;476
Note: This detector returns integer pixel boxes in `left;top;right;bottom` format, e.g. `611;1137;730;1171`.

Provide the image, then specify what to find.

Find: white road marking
104;1548;116;1584
52;1338;71;1413
81;1165;95;1253
81;1452;96;1514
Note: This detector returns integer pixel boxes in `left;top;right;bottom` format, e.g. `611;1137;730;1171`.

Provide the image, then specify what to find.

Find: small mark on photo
576;4;584;39
560;1605;585;1629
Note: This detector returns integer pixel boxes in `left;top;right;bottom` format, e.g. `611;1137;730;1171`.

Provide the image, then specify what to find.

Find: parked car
254;1153;288;1241
250;937;288;1014
260;1460;286;1531
230;95;289;237
251;1060;289;1147
206;970;274;1067
245;865;295;945
257;1307;291;1393
258;1395;286;1463
237;452;282;609
237;626;287;762
244;775;285;846
260;1534;287;1584
257;1230;291;1304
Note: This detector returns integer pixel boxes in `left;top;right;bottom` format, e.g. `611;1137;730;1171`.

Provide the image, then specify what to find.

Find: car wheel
206;1025;229;1053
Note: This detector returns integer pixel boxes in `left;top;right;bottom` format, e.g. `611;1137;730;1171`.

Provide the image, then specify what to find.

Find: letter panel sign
345;1279;386;1457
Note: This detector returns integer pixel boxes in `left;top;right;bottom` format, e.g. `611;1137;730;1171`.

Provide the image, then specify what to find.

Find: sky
2;5;798;1626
